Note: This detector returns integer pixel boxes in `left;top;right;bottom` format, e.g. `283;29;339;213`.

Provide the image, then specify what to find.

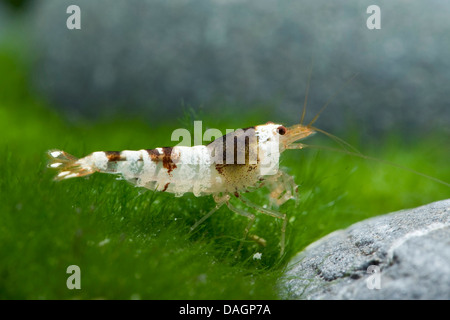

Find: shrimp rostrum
48;119;319;256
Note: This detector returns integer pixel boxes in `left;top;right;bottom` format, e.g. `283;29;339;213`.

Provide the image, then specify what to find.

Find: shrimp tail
47;149;97;181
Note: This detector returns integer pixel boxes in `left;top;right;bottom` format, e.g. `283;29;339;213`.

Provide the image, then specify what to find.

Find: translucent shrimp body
48;122;316;256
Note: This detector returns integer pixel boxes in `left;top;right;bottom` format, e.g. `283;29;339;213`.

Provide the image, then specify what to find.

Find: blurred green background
0;0;449;299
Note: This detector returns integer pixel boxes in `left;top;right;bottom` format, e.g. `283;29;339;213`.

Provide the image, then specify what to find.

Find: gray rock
280;199;450;299
24;0;450;135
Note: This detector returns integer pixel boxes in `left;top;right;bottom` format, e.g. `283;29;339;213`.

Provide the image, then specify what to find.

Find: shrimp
47;118;322;256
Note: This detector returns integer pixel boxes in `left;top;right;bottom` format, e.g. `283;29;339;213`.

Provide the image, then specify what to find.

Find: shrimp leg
189;203;224;232
264;170;299;207
238;195;288;257
226;201;256;256
189;194;229;232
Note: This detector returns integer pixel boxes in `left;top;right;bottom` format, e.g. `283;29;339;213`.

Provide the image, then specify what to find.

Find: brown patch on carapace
146;149;161;162
105;151;124;162
162;182;170;192
146;148;178;175
207;127;259;166
234;191;240;198
215;163;225;175
162;147;177;175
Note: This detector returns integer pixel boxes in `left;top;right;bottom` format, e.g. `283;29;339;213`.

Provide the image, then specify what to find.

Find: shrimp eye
277;126;287;135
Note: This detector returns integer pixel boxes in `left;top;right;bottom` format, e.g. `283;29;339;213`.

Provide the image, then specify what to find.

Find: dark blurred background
1;0;449;137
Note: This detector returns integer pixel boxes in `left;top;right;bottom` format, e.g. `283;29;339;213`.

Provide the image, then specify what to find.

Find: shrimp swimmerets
47;117;322;256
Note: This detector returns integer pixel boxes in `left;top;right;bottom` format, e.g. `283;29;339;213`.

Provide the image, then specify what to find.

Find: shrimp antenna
300;59;314;125
307;73;359;127
289;143;450;188
309;125;361;155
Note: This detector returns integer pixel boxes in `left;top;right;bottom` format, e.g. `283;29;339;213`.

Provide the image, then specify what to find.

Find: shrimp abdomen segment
92;147;224;197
